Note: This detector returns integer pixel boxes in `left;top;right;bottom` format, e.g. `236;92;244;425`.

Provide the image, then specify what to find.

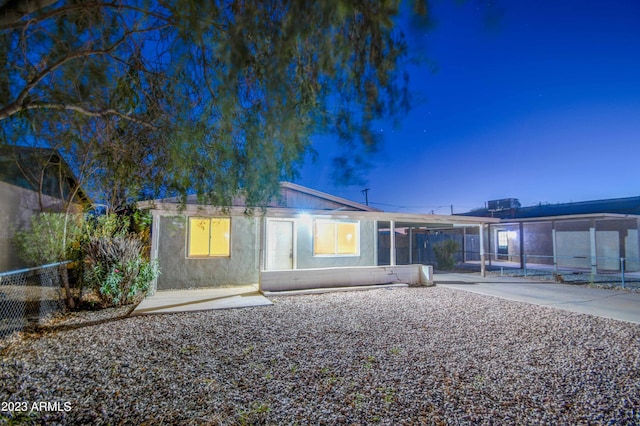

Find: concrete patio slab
436;273;640;324
132;285;272;315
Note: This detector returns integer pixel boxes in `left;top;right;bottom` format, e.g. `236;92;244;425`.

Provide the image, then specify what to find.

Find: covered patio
259;211;498;292
371;212;499;274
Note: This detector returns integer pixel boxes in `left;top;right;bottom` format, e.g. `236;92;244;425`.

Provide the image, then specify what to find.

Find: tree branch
0;24;166;121
22;101;159;129
0;0;173;30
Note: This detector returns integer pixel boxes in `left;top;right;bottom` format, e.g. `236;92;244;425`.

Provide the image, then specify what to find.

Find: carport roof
314;210;499;226
495;213;640;224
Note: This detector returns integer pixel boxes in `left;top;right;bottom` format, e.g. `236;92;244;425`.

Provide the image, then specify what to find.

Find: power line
369;201;463;209
368;201;480;214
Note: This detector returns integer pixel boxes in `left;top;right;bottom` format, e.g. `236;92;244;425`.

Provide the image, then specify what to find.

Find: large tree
0;0;428;208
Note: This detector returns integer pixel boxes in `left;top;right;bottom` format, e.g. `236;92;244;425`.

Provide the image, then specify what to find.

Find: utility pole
361;188;370;206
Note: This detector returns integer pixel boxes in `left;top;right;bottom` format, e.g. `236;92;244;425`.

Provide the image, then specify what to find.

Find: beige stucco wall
151;214;378;290
155;215;260;290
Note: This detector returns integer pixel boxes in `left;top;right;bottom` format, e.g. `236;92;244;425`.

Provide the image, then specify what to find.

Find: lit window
313;220;359;256
188;217;230;257
497;230;508;249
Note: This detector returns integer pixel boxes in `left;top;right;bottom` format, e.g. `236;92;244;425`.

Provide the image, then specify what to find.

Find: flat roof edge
142;202;499;225
497;213;640;223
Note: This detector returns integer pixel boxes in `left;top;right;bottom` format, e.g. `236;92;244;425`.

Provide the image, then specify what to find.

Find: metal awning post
589;223;597;275
409;226;413;264
479;224;486;277
390;220;396;266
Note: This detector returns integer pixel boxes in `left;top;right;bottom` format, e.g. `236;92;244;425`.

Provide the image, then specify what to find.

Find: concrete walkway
132;285;272;315
436;273;640;324
133;283;411;315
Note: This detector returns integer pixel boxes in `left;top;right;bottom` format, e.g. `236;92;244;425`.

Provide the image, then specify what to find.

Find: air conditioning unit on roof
487;198;521;211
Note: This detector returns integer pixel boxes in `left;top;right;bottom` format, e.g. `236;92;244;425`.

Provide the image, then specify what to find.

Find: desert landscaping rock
1;286;639;425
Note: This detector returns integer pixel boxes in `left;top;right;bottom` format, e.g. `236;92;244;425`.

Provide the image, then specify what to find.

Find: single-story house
0;146;89;272
139;182;497;293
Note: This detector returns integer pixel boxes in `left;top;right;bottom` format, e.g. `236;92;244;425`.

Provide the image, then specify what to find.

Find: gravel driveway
1;286;639;425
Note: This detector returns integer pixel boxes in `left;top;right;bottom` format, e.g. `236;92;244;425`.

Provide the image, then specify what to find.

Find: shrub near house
80;213;159;308
433;240;460;270
83;235;159;307
13;211;158;310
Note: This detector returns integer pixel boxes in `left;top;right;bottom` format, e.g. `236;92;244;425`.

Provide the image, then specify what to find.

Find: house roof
139;182;498;227
144;202;499;227
279;182;380;212
0;145;90;204
460;195;640;220
138;181;379;212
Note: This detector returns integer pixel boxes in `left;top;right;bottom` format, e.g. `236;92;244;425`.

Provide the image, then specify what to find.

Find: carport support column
374;220;379;266
149;211;161;295
519;222;525;270
552;221;558;272
462;227;467;262
479;224;486;277
390;220;396;266
590;223;597;275
409;226;413;264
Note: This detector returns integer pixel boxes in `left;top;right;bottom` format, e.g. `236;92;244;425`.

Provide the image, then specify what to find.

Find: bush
13;212;85;309
12;212;83;266
83;236;159;307
433;240;460;270
13;210;158;310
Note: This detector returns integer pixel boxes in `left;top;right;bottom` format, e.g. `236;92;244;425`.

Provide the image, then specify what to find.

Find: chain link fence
460;253;640;289
0;262;67;339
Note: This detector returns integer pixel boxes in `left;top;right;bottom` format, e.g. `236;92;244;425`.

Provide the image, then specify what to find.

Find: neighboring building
464;196;640;219
0;146;89;272
460;196;640;273
139;182;496;292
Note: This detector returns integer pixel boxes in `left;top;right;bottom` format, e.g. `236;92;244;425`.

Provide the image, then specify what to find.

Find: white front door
267;220;294;270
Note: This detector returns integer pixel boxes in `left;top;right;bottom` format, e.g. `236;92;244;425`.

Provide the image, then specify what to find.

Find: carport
373;212;499;275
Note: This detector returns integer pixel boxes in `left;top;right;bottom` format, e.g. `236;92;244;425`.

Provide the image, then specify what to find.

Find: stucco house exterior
0;146;88;272
139;182;496;293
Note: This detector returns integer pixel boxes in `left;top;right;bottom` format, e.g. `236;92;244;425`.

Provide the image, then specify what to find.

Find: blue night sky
295;0;640;215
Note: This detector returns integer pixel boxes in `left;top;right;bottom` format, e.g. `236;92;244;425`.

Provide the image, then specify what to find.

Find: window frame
312;219;360;257
187;217;231;258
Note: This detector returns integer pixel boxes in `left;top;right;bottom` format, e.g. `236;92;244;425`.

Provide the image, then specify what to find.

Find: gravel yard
1;286;639;425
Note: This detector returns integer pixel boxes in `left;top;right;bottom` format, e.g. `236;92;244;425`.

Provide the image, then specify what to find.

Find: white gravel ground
1;286;639;425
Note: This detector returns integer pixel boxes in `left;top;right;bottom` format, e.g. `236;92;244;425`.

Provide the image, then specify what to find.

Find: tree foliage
0;0;428;208
12;212;83;266
12;211;85;308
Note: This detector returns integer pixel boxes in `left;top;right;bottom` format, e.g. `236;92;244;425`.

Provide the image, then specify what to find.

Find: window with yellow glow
313;220;359;256
188;217;230;257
